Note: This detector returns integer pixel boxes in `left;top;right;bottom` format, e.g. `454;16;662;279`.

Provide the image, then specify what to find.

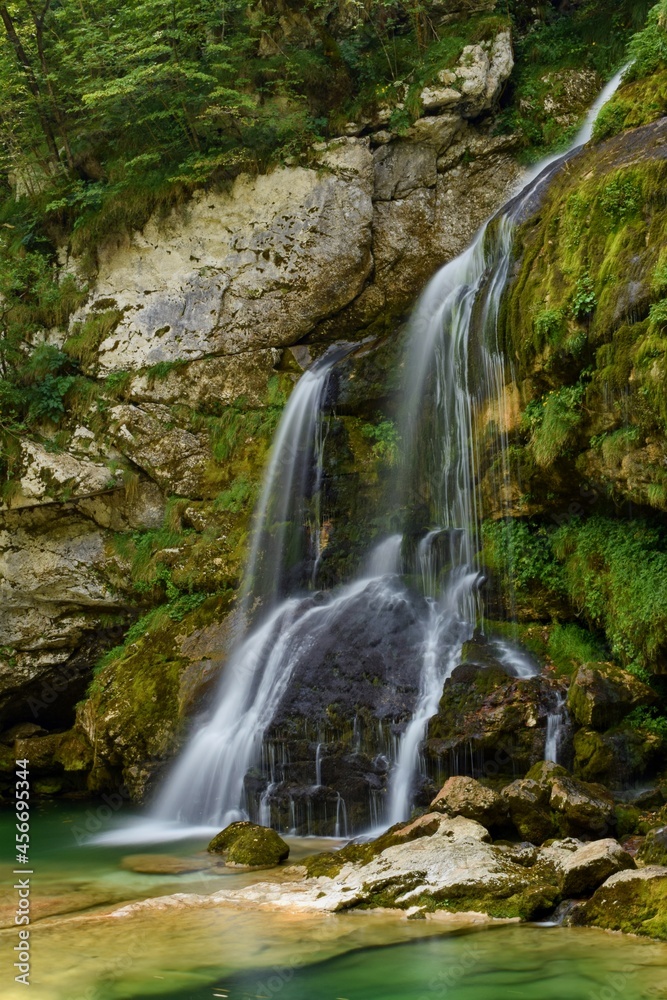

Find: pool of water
2;803;667;1000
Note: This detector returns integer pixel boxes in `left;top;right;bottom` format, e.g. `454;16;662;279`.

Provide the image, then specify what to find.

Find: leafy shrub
571;273;597;319
553;516;667;672
600;172;643;225
361;419;400;466
534;308;565;347
482;519;564;593
627;0;667;80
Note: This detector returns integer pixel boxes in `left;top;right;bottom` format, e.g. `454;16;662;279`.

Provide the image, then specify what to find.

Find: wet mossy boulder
207;821;290;868
567;663;656;729
430;775;507;829
573;725;664;786
569;866;667;941
638;826;667;867
502;762;615;843
426;662;559;777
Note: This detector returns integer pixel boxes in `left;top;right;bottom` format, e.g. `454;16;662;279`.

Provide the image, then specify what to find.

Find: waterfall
314;743;323;787
545;695;567;764
97;69;627;846
381;65;629;824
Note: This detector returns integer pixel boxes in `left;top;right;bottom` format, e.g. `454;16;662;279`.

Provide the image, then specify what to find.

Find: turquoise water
2;803;667;1000
206;928;667;1000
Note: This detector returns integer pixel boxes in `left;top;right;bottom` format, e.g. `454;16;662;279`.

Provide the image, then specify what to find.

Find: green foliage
214;475;255;513
627;0;667;80
361;419;399;466
600;172;643;225
482;518;563;593
649;299;667;330
553;516;667;672
626;705;667;738
528;382;586;468
591;99;633;142
534;308;565;348
651;251;667;296
547;623;607;676
571;273;597;319
64;309;123;367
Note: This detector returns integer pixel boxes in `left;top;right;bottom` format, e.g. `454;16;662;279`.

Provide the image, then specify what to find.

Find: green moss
208;821;289;866
577;873;667;940
63;309;123;368
547;624;607;676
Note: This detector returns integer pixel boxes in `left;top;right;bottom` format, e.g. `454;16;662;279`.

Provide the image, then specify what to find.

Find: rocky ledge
108;772;667;942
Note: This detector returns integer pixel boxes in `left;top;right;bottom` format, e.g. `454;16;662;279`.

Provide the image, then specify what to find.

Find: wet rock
213;814;559;918
638;827;667;867
430;775;507;828
567;662;656;729
542;838;635;897
120;854;210;875
502;763;616;843
573;725;664;787
549;776;615;838
427;664;560;780
568;866;667;940
502;777;556;844
207;821;290;868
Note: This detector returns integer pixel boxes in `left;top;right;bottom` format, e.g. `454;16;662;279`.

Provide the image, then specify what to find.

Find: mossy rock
638;826;667;867
570;867;667;941
207;821;289;867
567;662;656;729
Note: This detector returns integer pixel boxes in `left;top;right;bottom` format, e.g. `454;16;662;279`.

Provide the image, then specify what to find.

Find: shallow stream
2;803;667;1000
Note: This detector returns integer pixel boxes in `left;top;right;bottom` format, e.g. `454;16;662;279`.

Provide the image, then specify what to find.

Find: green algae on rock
207;821;290;868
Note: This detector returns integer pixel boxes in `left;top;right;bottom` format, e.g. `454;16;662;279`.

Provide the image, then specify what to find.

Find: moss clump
207;821;289;867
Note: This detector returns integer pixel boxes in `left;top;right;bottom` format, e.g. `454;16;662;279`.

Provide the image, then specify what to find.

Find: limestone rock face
502;762;616;843
430;775;507;828
542;837;635;896
420;32;513;116
82;140;375;372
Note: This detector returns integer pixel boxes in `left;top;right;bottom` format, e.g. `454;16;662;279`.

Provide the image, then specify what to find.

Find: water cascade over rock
103;70;628;844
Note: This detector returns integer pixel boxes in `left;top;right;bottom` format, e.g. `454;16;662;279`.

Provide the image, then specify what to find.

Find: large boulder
573;725;664;786
502;762;616;843
502;777;556;844
568;866;667;941
426;661;561;779
567;662;656;729
207;821;289;868
542;838;635;897
420;31;514;117
431;775;507;828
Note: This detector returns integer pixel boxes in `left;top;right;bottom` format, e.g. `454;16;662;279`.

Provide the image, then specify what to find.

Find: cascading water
99;68;627;845
545;694;567;764
381;66;628;824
